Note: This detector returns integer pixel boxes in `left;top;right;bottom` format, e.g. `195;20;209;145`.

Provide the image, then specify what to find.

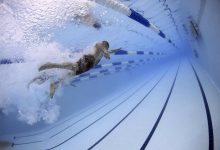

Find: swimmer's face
102;41;109;50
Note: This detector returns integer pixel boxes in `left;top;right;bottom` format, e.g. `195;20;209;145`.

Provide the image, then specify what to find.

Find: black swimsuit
76;54;96;75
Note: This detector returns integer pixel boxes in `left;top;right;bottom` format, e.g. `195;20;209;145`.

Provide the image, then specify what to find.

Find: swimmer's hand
104;53;110;59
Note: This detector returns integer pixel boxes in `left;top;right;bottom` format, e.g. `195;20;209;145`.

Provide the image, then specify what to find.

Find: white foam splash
0;42;81;125
0;0;93;125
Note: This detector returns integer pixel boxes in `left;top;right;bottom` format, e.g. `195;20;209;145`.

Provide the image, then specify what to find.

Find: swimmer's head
102;41;109;49
93;22;101;29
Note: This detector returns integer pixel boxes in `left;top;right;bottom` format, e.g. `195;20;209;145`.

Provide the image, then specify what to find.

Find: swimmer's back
76;54;96;75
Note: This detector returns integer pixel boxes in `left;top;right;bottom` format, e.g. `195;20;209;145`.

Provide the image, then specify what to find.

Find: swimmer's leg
49;81;59;99
39;62;78;72
49;71;76;99
27;73;48;88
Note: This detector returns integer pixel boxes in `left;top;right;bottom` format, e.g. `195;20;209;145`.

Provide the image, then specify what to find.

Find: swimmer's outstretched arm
39;62;78;72
109;48;122;54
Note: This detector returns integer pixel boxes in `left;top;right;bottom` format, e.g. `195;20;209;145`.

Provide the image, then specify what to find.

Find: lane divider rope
93;0;176;47
0;50;164;65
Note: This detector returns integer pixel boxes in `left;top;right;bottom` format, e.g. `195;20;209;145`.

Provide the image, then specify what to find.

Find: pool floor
3;58;220;150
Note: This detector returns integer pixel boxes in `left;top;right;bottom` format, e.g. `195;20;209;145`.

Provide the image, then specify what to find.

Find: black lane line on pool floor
48;74;154;140
12;76;153;147
13;65;142;141
140;62;180;150
13;85;134;140
44;70;166;150
190;62;214;150
88;67;171;150
12;86;133;146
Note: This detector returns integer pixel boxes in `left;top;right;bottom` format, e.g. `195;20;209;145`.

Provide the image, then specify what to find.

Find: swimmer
74;2;101;29
77;13;101;29
35;41;121;98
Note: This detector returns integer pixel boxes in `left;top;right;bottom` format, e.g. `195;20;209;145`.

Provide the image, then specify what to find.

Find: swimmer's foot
49;81;59;99
27;75;48;89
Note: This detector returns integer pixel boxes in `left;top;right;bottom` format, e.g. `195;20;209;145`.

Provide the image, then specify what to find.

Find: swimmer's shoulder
88;42;102;55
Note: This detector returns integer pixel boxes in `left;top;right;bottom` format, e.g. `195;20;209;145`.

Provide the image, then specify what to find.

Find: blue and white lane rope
0;58;24;65
93;0;176;47
97;56;163;70
71;64;139;84
71;67;133;83
75;60;146;79
93;58;152;69
113;50;166;55
0;58;147;66
70;57;156;84
76;56;162;81
0;51;164;65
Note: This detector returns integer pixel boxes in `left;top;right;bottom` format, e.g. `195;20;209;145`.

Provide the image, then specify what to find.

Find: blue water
0;0;220;150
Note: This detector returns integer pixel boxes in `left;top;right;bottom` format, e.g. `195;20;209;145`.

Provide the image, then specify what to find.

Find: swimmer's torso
89;43;104;64
76;42;104;75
